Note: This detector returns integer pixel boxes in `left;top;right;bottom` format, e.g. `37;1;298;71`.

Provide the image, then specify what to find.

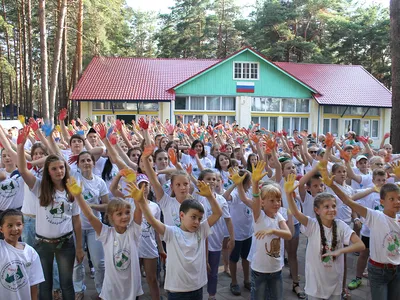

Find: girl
250;161;292;300
181;140;213;177
0;209;45;300
66;178;143;300
17;130;84;300
285;173;365;300
214;153;233;189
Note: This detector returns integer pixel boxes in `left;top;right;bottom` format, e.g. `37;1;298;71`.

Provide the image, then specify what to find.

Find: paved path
82;234;372;300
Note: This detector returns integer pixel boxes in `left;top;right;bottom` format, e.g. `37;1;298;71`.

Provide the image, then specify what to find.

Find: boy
348;169;387;290
323;173;400;300
298;164;325;218
130;181;222;299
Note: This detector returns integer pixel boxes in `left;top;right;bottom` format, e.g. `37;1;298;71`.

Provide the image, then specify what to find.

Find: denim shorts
293;223;301;239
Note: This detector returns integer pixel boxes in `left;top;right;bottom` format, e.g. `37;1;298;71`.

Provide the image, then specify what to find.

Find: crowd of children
0;112;399;300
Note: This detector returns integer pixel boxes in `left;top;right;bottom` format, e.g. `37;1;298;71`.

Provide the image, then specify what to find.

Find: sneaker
75;292;84;300
348;278;362;290
53;289;63;300
230;283;241;296
90;267;95;279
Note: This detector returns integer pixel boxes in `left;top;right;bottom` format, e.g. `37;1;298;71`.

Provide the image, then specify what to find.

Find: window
323;119;339;136
371;120;379;138
283;117;308;133
324;106;380;116
175;97;188;110
282;99;295;112
126;103;138;110
178;115;203;124
251;116;278;131
206;97;220;110
362;120;370;137
233;62;259;79
222;97;235;110
296;99;309;112
251;97;309;113
208;115;236;125
190;97;205;110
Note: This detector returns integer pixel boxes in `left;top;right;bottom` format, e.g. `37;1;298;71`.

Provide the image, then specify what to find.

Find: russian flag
236;82;255;93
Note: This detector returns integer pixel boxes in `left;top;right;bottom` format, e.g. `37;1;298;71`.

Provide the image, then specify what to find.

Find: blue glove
42;122;54;137
107;126;114;138
77;130;85;136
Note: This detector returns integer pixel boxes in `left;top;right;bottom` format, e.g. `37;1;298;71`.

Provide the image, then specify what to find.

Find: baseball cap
136;174;149;185
356;155;368;162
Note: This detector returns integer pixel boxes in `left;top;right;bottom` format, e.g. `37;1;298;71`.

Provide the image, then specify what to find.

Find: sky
126;0;389;14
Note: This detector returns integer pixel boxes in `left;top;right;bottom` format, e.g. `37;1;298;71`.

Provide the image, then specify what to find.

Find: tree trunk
27;0;34;117
2;0;13;118
21;0;29;117
391;0;400;151
48;0;67;123
13;28;18;119
17;4;24;117
39;0;49;122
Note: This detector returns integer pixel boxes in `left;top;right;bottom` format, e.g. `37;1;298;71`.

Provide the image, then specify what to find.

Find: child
129;180;222;300
0;209;44;300
66;177;143;300
324;175;400;300
250;162;292;299
348;168;387;290
298;164;325;218
285;172;365;300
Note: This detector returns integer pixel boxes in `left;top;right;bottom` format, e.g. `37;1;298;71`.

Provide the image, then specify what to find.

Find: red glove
188;148;197;157
282;129;288;137
109;133;118;145
95;123;107;140
59;108;68;121
138;117;149;130
17;126;31;145
325;133;335;148
115;119;123;132
29;118;39;131
357;136;368;144
68;155;78;165
384;132;390;139
219;145;227;153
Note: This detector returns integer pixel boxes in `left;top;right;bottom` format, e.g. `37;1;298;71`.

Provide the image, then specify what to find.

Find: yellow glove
252;161;268;182
18;115;25;125
66;177;82;196
228;167;245;185
284;173;297;194
196;181;213;197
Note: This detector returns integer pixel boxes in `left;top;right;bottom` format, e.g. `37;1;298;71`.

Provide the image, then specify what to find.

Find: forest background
0;0;396;130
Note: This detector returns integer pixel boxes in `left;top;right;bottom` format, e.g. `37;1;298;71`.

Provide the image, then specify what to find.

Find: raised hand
17;126;31;145
125;182;146;203
352;146;361;156
85;117;93;127
166;124;175;135
207;126;214;136
284;173;298;194
18;115;25;125
95;123;107;140
185;164;193;175
142;144;155;158
250;134;260;144
219;145;227;153
339;149;351;162
318;159;328;171
109;133;118;145
42;122;54;137
196;181;213;197
59;108;68;121
325;132;334;148
68;155;78;165
138;117;149;130
357;136;368;144
228;167;246;185
120;169;137;183
282;129;288;137
252;161;268;182
321;171;335;187
106;126;114;139
115;119;123;132
66;177;82;196
29;118;39;131
266;137;277;150
188;148;197;158
390;161;400;178
384;132;390;139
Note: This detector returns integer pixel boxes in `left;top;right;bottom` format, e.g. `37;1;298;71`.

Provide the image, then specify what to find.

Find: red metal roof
275;62;392;107
71;54;392;108
70;57;220;101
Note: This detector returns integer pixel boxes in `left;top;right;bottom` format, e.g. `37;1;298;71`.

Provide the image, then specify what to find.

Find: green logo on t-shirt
1;261;27;291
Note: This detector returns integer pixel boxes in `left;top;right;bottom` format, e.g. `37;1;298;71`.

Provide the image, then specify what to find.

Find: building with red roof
72;47;391;142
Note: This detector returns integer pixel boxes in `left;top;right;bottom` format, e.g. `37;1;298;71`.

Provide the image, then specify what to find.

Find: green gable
174;49;315;98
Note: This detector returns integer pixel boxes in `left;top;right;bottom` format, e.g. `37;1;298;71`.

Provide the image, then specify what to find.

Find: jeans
35;235;76;300
73;229;105;294
251;269;283;300
207;250;221;295
368;261;400;300
167;287;203;300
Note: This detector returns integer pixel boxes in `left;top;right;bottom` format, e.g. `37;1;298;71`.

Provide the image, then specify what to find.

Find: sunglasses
309;151;317;154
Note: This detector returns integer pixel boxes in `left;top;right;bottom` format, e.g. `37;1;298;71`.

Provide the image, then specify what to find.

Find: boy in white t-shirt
130;180;223;300
0;209;44;300
327;180;400;300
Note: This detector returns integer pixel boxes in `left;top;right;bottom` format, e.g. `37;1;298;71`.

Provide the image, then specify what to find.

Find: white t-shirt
228;189;253;241
302;192;316;218
0;240;44;300
351;168;371;190
195;193;231;252
139;201;161;259
250;211;285;273
72;172;109;230
302;217;354;298
325;184;354;223
21;168;43;215
158;193;182;227
31;178;80;238
162;221;210;292
365;209;400;264
280;178;301;225
97;223;143;300
0;170;25;210
180;153;213;178
358;191;381;238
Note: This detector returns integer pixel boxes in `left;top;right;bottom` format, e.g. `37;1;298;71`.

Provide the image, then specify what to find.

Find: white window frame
371;120;379;138
251;116;279;132
323;118;339;136
175;96;236;112
251;97;309;113
233;61;259;80
282;117;309;133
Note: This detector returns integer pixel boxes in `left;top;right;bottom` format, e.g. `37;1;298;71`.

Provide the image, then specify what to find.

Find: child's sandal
292;282;306;299
341;288;351;299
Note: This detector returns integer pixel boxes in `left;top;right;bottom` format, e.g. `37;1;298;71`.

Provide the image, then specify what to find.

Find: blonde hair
260;183;282;200
106;198;132;225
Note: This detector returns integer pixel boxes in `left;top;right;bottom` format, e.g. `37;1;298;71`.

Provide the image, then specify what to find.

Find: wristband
353;218;360;223
252;192;261;198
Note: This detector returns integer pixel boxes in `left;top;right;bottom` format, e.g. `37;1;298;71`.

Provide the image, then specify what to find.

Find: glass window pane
234;63;241;79
300;118;308;131
362;120;370;136
344;120;351;133
92;102;103;110
251;63;258;79
283;117;291;132
207;96;220;110
292;117;300;131
226;116;235;124
126;102;138;110
140;102;159;111
282;99;295;112
323;119;330;134
371;120;379;138
243;63;250;79
251;97;265;111
190;97;205;110
222;97;235;110
331;119;339;136
366;108;380;116
260;117;269;129
352;119;360;133
270;117;278;132
266;98;280;112
323;106;333;113
251;117;259;125
350;107;363;116
112;102;125;109
175;97;187;110
296;99;309;112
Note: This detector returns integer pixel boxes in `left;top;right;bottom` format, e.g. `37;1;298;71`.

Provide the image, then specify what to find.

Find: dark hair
69;134;85;146
214;153;232;171
179;199;204;214
238;169;251;186
30;143;48;158
372;168;386;179
198;169;216;181
191;139;206;158
0;209;24;226
77;151;95;168
246;153;258;172
314;193;338;261
158;136;169;150
380;183;400;200
165;141;180;162
154;149;168;161
127;147;142;161
40;155;73;206
306;172;322;187
102;158;114;181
